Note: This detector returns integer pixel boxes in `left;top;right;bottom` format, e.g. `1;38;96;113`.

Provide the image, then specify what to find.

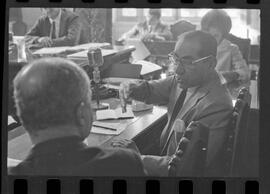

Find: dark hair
181;30;218;58
148;9;161;19
13;58;91;131
201;9;232;37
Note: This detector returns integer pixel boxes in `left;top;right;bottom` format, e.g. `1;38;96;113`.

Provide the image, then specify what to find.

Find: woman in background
201;9;250;98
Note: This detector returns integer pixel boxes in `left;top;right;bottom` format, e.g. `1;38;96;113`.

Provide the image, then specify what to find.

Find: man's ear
75;102;86;127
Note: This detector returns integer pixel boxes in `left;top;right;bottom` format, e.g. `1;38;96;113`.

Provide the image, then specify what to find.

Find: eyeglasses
168;52;212;69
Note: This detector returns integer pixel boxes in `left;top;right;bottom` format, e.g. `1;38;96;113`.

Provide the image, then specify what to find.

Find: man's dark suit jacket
25;9;88;47
9;136;146;176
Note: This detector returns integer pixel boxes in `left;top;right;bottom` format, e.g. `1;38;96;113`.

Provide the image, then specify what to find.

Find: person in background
119;9;173;42
25;8;87;48
201;9;250;98
9;57;146;176
112;31;233;176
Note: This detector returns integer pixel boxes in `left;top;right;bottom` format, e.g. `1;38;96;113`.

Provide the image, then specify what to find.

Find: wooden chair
226;33;251;64
223;87;251;176
168;121;209;177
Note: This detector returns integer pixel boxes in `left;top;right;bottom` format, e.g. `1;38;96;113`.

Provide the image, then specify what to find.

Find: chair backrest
223;87;251;176
170;20;196;40
168;121;209;177
226;33;251;64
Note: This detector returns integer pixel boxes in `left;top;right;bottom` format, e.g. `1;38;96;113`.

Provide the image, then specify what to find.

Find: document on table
71;42;110;50
126;39;150;61
32;46;71;55
67;49;117;59
91;121;127;135
96;107;134;120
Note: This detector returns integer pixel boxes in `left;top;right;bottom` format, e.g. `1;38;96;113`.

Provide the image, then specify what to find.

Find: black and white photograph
7;8;260;177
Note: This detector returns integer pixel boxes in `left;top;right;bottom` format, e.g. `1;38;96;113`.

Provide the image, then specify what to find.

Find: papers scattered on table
71;42;110;50
92;121;127;135
32;46;71;55
133;60;162;75
96;107;134;120
103;77;141;85
32;42;110;56
67;49;117;59
126;39;150;61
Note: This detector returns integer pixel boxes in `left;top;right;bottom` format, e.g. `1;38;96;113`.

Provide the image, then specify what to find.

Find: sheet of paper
7;157;21;167
8;116;16;125
67;49;117;58
32;46;71;55
126;39;150;61
133;60;162;75
96;109;117;120
91;121;127;135
96;107;134;120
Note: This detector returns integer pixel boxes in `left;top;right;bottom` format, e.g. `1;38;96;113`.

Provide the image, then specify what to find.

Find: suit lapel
162;83;212;154
59;10;66;37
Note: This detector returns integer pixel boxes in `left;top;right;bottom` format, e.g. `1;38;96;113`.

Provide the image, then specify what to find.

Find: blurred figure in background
119;9;172;42
25;8;87;48
201;9;250;98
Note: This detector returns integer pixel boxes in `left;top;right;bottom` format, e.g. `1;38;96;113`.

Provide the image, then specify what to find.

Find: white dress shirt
49;9;62;38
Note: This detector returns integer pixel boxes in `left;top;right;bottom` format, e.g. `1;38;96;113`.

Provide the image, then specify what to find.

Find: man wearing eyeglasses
112;30;233;176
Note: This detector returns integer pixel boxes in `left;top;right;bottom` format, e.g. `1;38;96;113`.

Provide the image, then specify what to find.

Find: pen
93;124;117;131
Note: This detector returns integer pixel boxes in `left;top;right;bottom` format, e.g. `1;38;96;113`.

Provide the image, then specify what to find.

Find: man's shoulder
61;9;79;20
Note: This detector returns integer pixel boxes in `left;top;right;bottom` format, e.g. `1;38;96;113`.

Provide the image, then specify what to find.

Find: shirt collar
49;9;61;23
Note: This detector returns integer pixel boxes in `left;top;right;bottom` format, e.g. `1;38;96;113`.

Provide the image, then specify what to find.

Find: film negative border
7;178;260;194
2;0;270;194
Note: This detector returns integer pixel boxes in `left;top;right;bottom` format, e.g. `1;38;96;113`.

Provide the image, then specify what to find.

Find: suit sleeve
141;155;171;176
193;102;232;166
231;45;251;83
25;18;43;45
130;76;174;105
51;15;81;47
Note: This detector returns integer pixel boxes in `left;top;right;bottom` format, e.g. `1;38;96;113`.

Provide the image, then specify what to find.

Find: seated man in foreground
112;30;233;176
9;57;146;176
25;8;86;48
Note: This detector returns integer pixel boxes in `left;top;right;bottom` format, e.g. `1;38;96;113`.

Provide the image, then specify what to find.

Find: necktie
161;89;187;154
50;21;56;39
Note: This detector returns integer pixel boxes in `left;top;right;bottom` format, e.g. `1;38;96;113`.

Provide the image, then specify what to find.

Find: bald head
175;30;217;59
13;58;91;131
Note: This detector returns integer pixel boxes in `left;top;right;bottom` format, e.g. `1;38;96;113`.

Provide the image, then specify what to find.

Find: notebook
96;107;134;120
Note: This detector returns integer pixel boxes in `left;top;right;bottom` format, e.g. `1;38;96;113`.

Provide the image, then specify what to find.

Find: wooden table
8;98;168;161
